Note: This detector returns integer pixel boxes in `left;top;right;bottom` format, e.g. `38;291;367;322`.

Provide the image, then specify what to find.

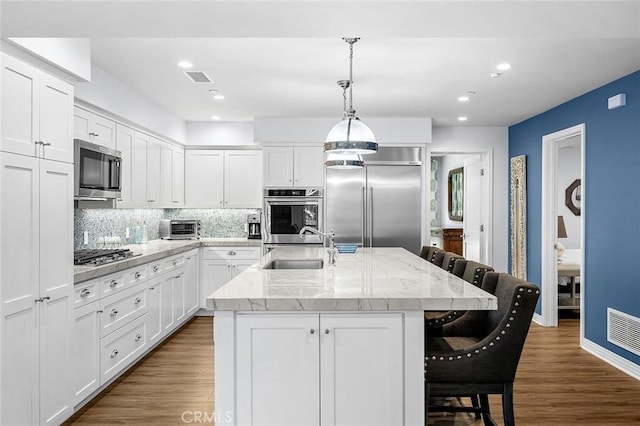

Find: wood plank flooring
65;314;640;426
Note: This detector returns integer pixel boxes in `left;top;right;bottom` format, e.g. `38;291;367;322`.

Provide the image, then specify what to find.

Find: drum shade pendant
325;38;377;169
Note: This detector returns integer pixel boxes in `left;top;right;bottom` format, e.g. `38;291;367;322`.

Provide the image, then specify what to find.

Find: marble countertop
206;246;497;312
74;238;262;283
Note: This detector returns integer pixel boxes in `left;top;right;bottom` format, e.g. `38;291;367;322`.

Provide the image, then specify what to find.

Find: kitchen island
207;246;497;426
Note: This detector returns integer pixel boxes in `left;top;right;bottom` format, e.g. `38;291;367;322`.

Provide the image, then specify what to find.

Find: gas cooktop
74;248;139;266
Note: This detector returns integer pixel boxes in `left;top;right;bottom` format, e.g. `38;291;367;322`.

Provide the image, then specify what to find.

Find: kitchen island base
214;310;424;426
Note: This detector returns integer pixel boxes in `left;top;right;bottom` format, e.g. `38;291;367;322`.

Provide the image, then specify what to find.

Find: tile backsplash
74;208;260;250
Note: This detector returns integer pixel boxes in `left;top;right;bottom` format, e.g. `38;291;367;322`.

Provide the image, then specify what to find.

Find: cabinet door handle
227;251;236;256
149;287;155;290
97;310;104;314
89;132;99;137
42;296;50;301
41;141;51;147
134;272;142;279
109;279;118;287
134;334;142;342
80;289;91;297
153;265;160;273
110;309;118;317
309;328;315;335
134;297;142;304
324;328;330;334
186;257;191;261
226;264;230;268
173;259;178;266
111;349;119;358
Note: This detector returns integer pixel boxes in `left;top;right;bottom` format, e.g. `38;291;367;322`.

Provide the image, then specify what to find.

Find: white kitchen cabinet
234;312;403;426
100;314;147;384
185;150;224;207
115;124;135;208
99;282;147;338
1;53;74;163
131;131;162;208
161;272;176;333
74;106;116;150
146;275;163;345
0;152;74;425
71;300;101;406
185;149;261;208
161;144;185;207
184;250;200;316
263;146;324;187
224;150;262;208
147;136;162;208
200;247;261;308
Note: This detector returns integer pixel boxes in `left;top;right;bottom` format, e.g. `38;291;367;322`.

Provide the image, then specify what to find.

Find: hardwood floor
65;314;640;426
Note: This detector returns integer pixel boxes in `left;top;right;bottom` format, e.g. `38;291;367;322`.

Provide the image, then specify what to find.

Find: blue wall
509;70;640;366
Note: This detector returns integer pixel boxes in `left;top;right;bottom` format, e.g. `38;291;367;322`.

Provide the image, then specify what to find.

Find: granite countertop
206;246;497;312
74;238;262;283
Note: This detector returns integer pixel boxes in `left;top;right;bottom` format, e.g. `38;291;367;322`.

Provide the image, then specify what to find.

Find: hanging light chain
342;37;360;117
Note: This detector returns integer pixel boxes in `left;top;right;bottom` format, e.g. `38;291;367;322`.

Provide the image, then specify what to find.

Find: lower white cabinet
71;300;101;405
233;312;404;426
200;247;260;308
147;275;163;345
184;250;200;315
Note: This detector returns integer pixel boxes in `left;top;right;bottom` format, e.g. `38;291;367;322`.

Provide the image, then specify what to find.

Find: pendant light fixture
325;37;377;169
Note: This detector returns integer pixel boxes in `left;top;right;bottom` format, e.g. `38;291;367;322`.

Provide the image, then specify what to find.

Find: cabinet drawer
74;280;99;308
164;254;185;272
99;265;148;297
99;283;147;338
100;315;147;383
202;247;261;261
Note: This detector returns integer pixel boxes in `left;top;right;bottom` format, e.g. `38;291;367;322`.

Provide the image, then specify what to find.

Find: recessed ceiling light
177;61;193;68
457;95;470;102
496;63;512;71
211;115;221;120
458;116;468;122
213;94;225;100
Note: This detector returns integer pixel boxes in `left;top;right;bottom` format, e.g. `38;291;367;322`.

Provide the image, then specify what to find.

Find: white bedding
558;249;581;286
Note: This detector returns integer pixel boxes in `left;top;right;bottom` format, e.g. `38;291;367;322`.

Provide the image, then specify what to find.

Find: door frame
426;148;493;267
540;124;585;333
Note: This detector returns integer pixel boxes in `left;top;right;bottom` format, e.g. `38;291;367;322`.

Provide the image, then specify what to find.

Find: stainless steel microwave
74;139;122;199
160;219;201;240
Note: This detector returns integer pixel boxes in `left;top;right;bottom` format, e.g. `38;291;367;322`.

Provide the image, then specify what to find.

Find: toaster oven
159;219;201;240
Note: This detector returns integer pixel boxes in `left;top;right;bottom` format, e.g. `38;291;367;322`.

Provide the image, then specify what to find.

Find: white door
38;73;74;163
132;131;149;208
116;124;135;208
0;153;40;425
172;148;185;207
184;150;224;207
1;54;39;158
294;146;324;187
184;252;199;315
224;150;262;208
236;313;320;426
463;155;483;262
200;260;232;308
320;313;404;426
146;137;162;207
173;271;186;325
263;147;294;187
38;159;73;425
71;301;101;405
147;277;163;344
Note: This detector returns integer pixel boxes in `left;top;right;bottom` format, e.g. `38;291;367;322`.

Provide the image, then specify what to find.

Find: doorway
427;150;492;266
541;124;585;333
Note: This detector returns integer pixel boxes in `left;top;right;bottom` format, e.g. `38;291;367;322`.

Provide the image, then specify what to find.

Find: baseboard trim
582;338;640;381
532;312;543;325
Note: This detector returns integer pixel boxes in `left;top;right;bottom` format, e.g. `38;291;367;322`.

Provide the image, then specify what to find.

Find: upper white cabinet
115;124;135;208
74;106;116;150
263;146;324;187
161;143;185;208
185;149;261;208
131;131;163;208
1;53;74;163
1;152;74;425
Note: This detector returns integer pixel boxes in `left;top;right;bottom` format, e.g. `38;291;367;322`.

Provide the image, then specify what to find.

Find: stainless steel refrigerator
325;147;422;254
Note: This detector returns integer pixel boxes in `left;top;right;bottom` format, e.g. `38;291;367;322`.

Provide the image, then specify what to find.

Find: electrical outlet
83;231;89;245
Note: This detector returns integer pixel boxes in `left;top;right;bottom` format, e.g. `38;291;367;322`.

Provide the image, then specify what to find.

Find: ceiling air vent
184;71;212;83
607;308;640;356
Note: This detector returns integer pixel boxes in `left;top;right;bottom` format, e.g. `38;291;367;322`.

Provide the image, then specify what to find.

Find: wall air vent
607;308;640;356
184;71;212;83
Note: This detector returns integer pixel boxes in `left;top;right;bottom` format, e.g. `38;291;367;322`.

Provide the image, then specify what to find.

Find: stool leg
470;395;481;419
503;383;515;426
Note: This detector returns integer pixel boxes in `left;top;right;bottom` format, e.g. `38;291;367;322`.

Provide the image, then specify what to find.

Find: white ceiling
3;1;640;126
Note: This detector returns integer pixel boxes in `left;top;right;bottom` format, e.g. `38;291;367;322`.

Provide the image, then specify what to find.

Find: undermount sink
263;259;324;270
